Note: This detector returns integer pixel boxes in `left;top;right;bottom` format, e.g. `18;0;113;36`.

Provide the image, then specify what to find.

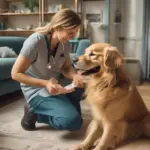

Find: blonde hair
35;8;81;35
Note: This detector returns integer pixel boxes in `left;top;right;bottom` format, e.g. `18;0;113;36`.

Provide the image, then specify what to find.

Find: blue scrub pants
29;88;84;131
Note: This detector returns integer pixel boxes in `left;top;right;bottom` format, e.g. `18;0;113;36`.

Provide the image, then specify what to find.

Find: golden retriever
73;43;150;150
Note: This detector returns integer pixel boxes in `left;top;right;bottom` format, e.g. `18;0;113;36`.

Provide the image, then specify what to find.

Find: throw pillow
0;46;18;58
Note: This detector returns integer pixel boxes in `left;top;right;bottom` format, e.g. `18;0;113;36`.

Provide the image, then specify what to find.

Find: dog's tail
142;112;150;137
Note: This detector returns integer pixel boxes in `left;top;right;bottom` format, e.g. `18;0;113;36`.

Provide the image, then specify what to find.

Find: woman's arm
11;55;48;87
12;55;74;94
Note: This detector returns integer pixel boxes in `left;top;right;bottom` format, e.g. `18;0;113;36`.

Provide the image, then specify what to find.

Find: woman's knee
51;114;83;131
62;115;83;131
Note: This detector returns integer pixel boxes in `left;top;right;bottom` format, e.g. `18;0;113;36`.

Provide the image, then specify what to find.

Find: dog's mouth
73;63;101;75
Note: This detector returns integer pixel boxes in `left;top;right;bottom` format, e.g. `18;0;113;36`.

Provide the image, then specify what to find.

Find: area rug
0;85;150;150
0;97;92;150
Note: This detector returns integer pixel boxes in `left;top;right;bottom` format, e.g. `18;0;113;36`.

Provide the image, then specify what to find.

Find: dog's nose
72;57;79;63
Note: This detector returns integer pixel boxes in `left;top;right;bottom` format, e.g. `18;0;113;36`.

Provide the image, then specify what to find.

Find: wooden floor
137;83;150;109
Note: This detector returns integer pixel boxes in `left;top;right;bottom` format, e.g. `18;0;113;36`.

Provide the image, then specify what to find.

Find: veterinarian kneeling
11;9;85;131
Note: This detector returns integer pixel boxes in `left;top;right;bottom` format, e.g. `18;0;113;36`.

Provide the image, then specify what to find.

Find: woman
11;8;85;131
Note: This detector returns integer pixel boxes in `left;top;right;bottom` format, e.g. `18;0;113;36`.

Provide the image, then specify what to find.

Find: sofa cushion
0;47;17;58
0;58;16;80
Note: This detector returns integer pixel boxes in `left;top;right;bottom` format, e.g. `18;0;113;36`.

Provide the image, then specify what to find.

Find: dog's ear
104;47;123;69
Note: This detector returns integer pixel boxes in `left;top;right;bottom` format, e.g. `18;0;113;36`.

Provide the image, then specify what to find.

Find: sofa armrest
0;36;26;55
0;58;16;80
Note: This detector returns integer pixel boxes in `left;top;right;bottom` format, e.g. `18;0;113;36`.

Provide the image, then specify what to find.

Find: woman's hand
72;74;86;88
46;78;74;95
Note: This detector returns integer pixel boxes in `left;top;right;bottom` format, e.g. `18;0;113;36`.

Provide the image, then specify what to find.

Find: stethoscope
45;34;65;69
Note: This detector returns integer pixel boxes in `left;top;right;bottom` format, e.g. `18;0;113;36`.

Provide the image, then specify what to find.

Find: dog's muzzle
72;56;101;75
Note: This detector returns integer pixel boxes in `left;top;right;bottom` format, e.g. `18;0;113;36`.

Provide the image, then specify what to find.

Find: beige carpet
0;84;150;150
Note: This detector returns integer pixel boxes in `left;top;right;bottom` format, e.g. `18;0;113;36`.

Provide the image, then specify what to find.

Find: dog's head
73;43;123;75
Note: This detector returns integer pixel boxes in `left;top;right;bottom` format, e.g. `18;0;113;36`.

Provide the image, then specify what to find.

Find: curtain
142;0;150;79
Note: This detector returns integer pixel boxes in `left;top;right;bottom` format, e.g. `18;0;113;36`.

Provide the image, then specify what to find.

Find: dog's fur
74;43;150;150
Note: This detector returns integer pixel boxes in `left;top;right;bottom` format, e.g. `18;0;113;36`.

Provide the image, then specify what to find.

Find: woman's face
56;26;80;43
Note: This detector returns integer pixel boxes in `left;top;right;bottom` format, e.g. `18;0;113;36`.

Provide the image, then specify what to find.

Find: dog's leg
74;120;102;150
142;113;150;137
93;122;127;150
93;124;116;150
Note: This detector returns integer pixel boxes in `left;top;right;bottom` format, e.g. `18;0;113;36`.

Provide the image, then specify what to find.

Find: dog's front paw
93;145;108;150
73;144;89;150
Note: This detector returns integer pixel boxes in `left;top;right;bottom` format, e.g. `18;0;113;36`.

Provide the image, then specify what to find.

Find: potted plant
24;0;39;12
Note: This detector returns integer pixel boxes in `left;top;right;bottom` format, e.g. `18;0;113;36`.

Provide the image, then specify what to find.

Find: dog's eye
89;52;95;56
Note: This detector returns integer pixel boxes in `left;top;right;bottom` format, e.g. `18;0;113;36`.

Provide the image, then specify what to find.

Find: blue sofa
0;36;26;96
0;36;90;96
69;39;91;59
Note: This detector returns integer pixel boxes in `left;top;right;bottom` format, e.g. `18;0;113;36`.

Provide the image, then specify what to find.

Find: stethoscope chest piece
47;63;52;69
46;55;56;69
